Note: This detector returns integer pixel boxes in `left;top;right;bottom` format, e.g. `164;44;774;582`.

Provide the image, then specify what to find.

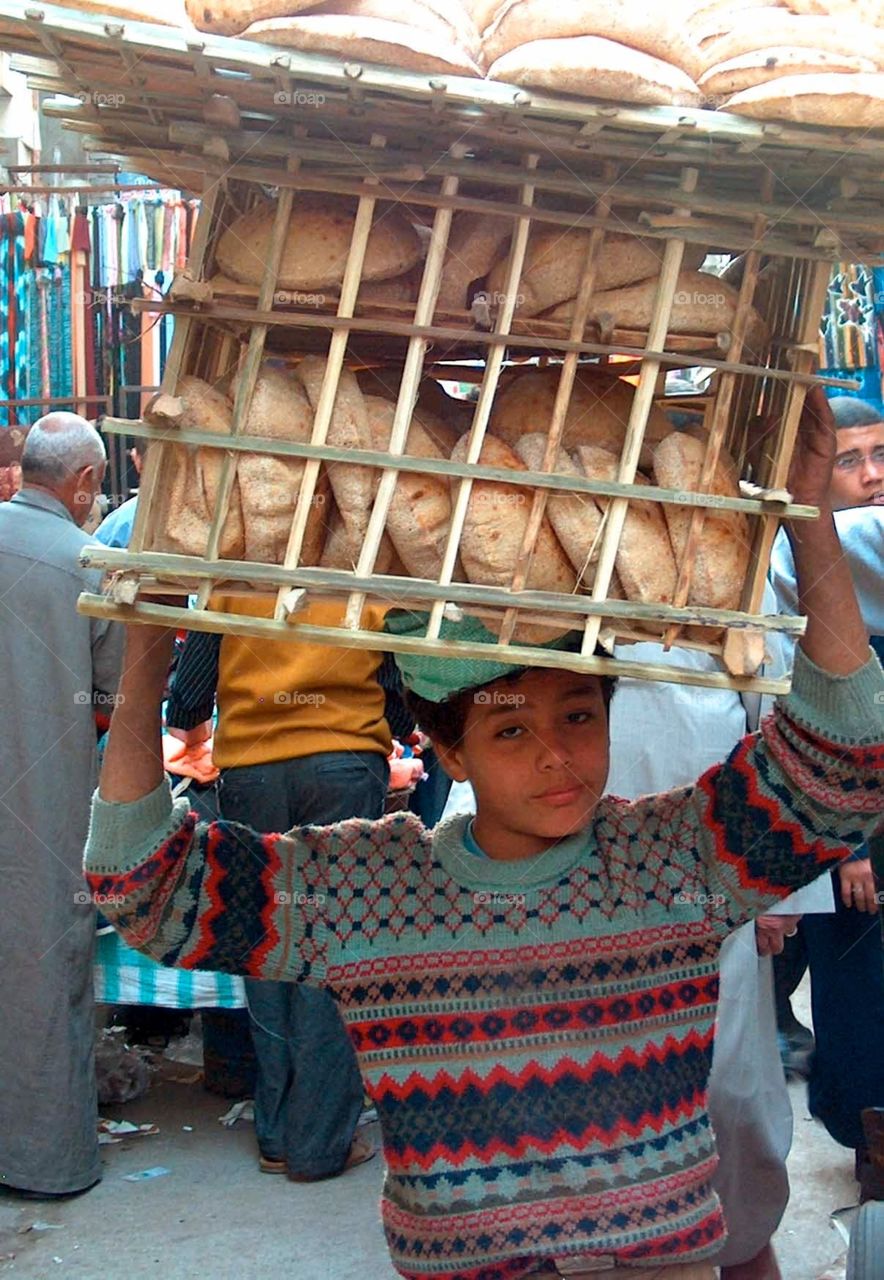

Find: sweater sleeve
83;780;336;984
625;647;884;935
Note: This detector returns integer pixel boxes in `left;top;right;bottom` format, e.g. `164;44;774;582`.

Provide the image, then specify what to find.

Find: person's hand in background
755;914;802;957
838;858;879;913
165;720;212;747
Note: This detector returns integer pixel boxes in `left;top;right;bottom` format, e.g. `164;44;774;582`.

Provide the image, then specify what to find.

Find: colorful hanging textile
819;261;884;409
0;213;28;428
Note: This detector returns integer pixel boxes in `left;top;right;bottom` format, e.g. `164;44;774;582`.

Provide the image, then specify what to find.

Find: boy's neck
471;815;563;861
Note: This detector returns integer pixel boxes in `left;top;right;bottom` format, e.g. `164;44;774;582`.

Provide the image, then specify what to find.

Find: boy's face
435;668;610;861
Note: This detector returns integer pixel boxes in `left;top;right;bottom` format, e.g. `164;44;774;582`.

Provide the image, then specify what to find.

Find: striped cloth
94;930;245;1009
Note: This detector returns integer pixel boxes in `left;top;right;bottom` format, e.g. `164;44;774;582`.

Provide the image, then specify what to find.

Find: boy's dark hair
405;664;617;751
829;396;884;431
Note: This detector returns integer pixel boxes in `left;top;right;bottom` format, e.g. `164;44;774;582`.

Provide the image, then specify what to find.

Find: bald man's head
21;414;107;526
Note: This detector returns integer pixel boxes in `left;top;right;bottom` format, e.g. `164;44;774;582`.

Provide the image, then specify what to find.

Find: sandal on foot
287;1133;377;1183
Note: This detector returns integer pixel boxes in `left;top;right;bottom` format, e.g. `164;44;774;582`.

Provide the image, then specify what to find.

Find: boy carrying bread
86;389;883;1280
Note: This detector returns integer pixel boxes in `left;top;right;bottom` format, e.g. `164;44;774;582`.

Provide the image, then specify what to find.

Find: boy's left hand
786;384;837;511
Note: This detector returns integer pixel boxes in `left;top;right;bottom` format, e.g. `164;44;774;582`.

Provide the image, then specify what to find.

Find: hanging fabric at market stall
819;260;884;408
0;189;199;428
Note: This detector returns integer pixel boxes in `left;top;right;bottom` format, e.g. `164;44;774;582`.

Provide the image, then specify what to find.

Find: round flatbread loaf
295;356;377;569
185;0;314;35
686;2;787;50
572;444;677;606
148;374;246;560
720;73;884;127
698;16;884;72
547;269;769;359
356;268;422;306
784;0;880;18
513;433;604;587
699;47;876;97
450;432;576;601
231;364;328;566
241;14;482;76
437;211;513;311
318;500;396;574
490;367;671;471
356;371;469;454
364;396;452;580
486;229;681;319
310;0;481;58
483;0;703;78
653;431;749;611
215;195;423;293
488;36;702;106
463;0;502;32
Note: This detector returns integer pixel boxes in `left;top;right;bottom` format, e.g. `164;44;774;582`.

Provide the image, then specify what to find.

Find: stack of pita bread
187;0;484;75
476;0;703;106
686;0;884;127
152;356;748;629
45;0;884;124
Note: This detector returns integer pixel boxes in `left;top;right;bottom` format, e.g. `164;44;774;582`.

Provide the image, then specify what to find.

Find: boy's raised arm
785;387;869;674
99;622;175;803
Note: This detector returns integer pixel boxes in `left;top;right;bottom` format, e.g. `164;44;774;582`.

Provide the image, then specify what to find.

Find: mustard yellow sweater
212;597;391;769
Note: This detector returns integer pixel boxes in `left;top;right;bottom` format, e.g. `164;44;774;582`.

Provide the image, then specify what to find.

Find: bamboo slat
75;593;794;697
344;145;466;631
739;259;834;618
581;167;697;658
127;180;219;554
662;175;774;653
425;152;539;644
77;543;806;638
194;183;295;610
273;147;385;623
498;167;617;646
100;417;820;519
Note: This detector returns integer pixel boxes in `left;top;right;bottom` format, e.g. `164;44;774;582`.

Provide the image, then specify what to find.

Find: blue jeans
218;751;389;1176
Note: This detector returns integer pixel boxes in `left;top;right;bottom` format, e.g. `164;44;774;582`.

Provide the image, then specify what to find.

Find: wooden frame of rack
7;0;879;692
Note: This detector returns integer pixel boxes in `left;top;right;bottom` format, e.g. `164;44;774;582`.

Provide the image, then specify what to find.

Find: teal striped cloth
94;931;245;1009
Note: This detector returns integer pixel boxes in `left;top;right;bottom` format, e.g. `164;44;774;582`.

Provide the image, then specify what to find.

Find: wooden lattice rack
6;2;883;693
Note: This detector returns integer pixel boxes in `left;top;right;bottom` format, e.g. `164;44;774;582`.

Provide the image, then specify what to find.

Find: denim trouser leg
219;751;388;1175
803;869;884;1150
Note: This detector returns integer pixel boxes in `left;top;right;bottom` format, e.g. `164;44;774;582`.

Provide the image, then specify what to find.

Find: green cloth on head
384;609;583;703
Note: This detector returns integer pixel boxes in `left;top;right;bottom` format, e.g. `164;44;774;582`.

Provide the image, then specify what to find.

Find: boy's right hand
786;385;837;513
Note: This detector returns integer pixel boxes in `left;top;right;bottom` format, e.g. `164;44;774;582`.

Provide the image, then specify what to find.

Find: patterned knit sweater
85;649;884;1280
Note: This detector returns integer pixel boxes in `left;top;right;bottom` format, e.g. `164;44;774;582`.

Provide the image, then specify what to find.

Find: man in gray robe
0;414;123;1197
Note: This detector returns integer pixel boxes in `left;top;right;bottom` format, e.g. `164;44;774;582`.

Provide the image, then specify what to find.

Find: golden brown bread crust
488;36;701;105
653;431;750;611
486;230;686;319
489;367;670;471
185;0;315;36
364;396;452;580
482;0;703;78
545;269;769;360
572;444;677;606
215;195;423;293
698;46;876;98
232;364;328;566
513;433;604;588
240;13;483;76
721;73;884;127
